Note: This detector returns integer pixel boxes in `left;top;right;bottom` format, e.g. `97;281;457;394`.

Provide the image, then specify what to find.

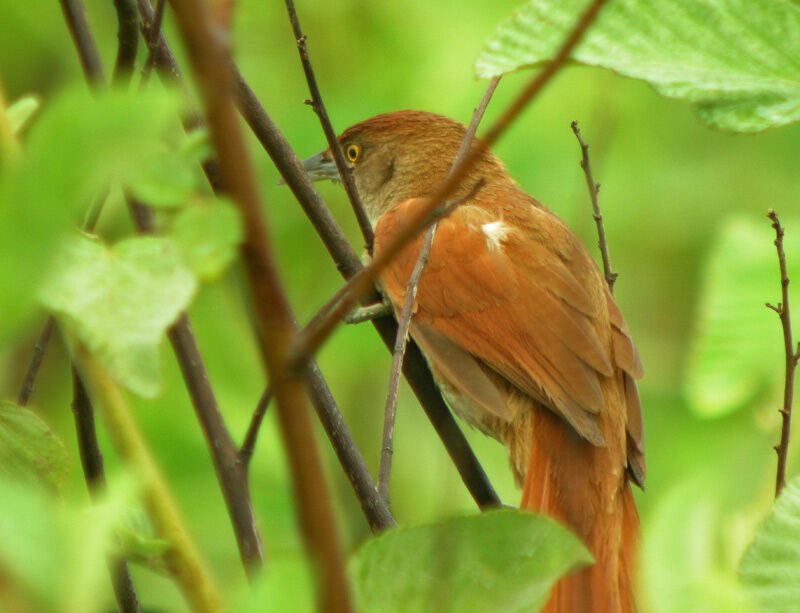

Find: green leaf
475;0;800;132
740;476;800;611
0;401;69;493
0;86;179;343
348;509;592;613
7;95;40;135
0;473;142;611
39;233;197;398
684;215;799;418
642;479;752;613
170;199;243;281
127;127;213;208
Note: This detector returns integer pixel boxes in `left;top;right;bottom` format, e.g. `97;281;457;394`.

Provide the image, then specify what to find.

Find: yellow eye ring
345;143;360;163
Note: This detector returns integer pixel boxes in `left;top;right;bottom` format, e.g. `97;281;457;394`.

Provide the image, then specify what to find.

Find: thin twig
766;210;799;498
112;0;139;84
289;0;611;370
17;318;55;407
129;202;265;574
71;369;141;613
231;63;500;509
167;1;351;609
56;0;264;574
378;224;435;503
571;120;617;292
283;0;374;250
59;0;106;88
377;77;500;503
344;302;393;325
74;346;222;613
140;0;167;87
239;385;272;470
138;2;392;536
141;0;498;512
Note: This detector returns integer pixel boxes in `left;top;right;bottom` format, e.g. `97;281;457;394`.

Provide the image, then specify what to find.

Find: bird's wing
374;194;642;449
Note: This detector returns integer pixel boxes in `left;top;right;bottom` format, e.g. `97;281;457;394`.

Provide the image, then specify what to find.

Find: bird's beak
277;151;339;186
301;151;340;183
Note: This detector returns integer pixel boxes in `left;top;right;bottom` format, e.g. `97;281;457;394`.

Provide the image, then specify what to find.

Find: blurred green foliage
1;0;799;611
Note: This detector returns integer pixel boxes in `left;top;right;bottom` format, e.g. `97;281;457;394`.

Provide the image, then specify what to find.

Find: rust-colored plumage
306;110;645;612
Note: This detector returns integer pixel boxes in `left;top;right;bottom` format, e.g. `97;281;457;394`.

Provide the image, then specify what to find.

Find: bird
302;110;644;612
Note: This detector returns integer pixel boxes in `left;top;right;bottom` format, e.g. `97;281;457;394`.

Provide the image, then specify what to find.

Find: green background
1;1;798;610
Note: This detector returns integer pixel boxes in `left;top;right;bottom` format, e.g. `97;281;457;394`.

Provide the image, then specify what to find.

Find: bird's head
302;110;508;224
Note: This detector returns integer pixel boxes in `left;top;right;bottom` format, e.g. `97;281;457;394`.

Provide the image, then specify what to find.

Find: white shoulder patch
481;221;510;251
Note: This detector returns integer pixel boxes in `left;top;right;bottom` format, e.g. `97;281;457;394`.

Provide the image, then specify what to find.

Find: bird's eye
345;143;360;163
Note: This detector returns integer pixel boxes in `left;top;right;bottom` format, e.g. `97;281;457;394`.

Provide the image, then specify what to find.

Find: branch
571;120;617;292
283;0;374;249
232;63;500;510
71;369;141;613
377;77;500;503
112;0;139;84
239;385;272;471
17;318;55;407
140;0;167;87
379;224;435;503
289;0;611;370
59;0;106;88
74;346;222;613
55;0;265;575
766;210;798;498
167;1;351;610
140;0;498;511
129;201;265;573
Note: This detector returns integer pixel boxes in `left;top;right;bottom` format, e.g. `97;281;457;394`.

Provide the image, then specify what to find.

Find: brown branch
140;0;167;87
140;0;498;511
378;224;435;503
59;0;106;88
239;385;272;470
55;0;264;575
571;120;617;292
232;64;500;509
167;1;351;610
289;0;611;369
283;0;374;250
112;0;139;84
376;77;500;503
71;369;141;613
128;201;265;573
17;318;55;407
766;210;799;498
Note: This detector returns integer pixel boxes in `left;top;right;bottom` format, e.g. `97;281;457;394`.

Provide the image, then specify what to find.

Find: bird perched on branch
304;110;644;612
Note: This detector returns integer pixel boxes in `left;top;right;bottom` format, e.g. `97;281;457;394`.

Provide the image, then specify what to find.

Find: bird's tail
518;406;638;613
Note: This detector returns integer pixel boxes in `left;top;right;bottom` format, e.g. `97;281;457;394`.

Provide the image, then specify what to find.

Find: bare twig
283;0;373;249
345;302;393;325
289;0;611;370
137;2;393;535
129;201;265;573
17;318;55;407
239;385;272;470
140;0;167;87
74;346;221;613
59;0;106;88
112;0;139;84
377;77;500;503
232;63;500;509
71;369;141;613
379;224;435;503
55;0;264;575
766;210;799;498
140;0;498;511
168;1;351;609
571;120;617;292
